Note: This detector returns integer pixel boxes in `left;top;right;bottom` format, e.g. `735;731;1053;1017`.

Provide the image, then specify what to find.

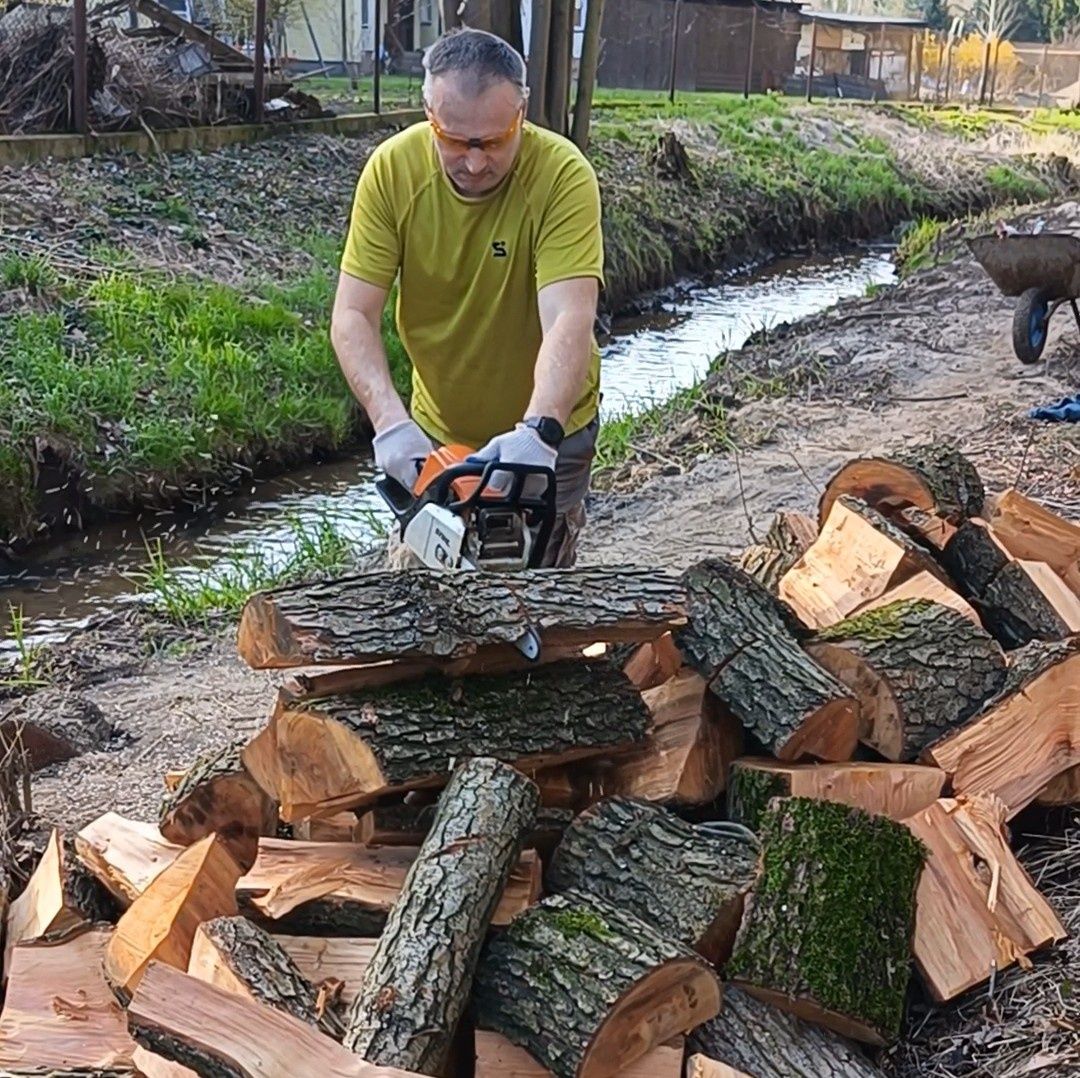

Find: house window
420;0;433;24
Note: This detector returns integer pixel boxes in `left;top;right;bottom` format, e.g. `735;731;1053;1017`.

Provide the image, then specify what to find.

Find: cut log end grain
474;1030;685;1078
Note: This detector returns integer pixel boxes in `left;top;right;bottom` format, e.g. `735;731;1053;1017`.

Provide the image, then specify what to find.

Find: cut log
687;987;881;1078
237;566;685;669
735;544;790;593
188;915;344;1038
75;813;183;905
676;558;859;761
939;517;1015;598
818;444;984;547
343;758;539;1072
0;690;118;771
274;936;378;1004
986;487;1080;593
621;633;682;690
159;740;277;871
726;797;926;1046
242;660;650;821
473;1030;684;1078
779;496;948;629
546;796;757;965
1037;764;1080;805
127;960;420;1078
922;637;1080;817
238;837;540;933
294;811;372;843
727;758;947;831
902;794;1067;1001
473;893;721;1078
806;599;1006;761
736;510;819;594
103;833;242;999
4;828;117;977
852;569;980;626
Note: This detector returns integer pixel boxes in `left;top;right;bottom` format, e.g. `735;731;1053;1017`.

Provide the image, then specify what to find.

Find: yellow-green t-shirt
340;121;604;448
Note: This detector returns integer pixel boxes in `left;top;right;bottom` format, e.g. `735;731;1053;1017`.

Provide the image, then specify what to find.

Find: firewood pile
0;441;1077;1078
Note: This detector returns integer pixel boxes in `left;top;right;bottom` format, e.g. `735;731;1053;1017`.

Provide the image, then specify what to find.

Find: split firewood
737;510;819;593
127;960;420;1078
474;1030;685;1078
4;828;116;978
242;661;650;821
687;987;881;1078
238;837;540;934
726;797;926;1046
545;797;757;965
159;740;277;871
473;893;721;1078
686;1056;751;1078
779;496;948;629
902;794;1067;1001
805;599;1005;761
621;632;683;690
922;637;1080;817
275;936;378;1004
985;487;1080;593
104;833;242;999
343;758;539;1073
294;811;372;843
852;569;980;626
727;759;947;831
1037;764;1080;805
237;566;685;668
188;915;345;1038
677;558;859;761
818;443;984;548
75;812;184;904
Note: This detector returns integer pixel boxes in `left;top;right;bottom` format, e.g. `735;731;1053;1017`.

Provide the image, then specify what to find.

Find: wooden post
668;0;683;104
743;4;758;99
374;0;381;113
253;0;267;122
571;0;605;150
977;36;991;104
72;0;88;133
943;37;954;102
1038;42;1048;106
805;17;818;102
527;0;553;126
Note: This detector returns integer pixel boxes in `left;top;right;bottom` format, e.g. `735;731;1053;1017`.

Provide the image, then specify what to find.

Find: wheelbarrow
968;232;1080;364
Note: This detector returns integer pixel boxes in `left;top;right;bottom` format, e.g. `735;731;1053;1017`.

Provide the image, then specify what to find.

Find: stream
0;245;896;655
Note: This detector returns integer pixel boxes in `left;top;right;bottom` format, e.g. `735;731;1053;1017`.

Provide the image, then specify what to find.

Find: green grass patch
0;603;49;687
896;216;947;275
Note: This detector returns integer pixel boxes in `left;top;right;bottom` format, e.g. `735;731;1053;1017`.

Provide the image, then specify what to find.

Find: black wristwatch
524;415;565;448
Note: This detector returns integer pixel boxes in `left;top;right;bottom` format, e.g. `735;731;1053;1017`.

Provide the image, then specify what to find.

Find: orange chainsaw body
414;445;483;501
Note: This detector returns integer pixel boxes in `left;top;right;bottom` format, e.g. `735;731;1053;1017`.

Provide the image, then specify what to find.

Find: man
330;27;603;567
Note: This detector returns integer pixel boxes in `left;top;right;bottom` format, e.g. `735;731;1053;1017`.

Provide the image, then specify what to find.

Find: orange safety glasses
427;106;523;153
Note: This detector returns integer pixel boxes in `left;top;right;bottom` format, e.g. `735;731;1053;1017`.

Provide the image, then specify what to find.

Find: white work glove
373;418;434;489
468;423;558;498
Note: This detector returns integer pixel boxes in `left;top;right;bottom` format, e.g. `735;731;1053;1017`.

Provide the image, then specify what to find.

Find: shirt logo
492;241;508;258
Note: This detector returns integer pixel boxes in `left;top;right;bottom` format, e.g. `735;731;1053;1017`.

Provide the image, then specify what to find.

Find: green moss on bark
727;764;787;831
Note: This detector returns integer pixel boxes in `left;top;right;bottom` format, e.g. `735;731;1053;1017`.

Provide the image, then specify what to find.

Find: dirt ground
11;200;1080;1075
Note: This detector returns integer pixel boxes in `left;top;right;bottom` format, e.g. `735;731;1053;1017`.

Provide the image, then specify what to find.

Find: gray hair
422;28;528;100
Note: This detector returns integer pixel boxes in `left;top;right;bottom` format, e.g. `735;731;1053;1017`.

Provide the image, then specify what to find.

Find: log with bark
545;797;757;965
0;690;119;771
159;740;277;871
736;511;818;593
474;1030;685;1078
104;833;242;999
985;487;1080;593
727;758;947;831
676;558;859;761
805;599;1005;761
725;797;926;1046
921;637;1080;817
779;496;948;629
343;758;539;1073
237;566;685;668
242;660;650;821
902;794;1067;1001
851;569;980;626
818;443;984;548
473;893;721;1078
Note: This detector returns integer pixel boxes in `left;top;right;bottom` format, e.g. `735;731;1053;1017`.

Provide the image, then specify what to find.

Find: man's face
425;75;525;197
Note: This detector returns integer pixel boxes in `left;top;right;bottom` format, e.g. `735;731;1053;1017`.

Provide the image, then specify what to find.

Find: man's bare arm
527;276;600;424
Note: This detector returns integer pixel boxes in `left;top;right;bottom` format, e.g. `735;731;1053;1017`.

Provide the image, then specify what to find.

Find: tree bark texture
980;561;1074;647
526;0;553;126
546;797;757;965
0;690;118;771
676;558;857;760
545;0;573;136
941;519;1012;598
688;987;881;1078
736;544;789;594
726;797;926;1046
237;566;685;668
473;893;721;1078
344;758;539;1074
809;599;1005;761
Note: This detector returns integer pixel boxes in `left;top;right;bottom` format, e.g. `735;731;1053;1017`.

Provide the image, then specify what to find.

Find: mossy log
726;797;926;1046
343;758;538;1073
819;443;984;547
242;661;649;821
237;566;685;668
473;893;721;1078
688;987;882;1077
676;558;859;761
545;797;757;965
806;599;1005;761
159;741;276;872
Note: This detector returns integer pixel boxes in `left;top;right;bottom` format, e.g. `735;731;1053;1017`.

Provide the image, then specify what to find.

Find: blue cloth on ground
1028;394;1080;422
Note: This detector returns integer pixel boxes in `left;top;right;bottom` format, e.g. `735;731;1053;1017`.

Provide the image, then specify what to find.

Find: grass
0;604;48;687
896;217;947;275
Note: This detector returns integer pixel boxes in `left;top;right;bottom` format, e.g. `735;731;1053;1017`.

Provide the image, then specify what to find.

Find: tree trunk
344;758;538;1073
274;935;377;1006
818;443;984;548
440;0;459;31
527;0;553;127
243;660;650;821
237;567;684;669
570;0;604;150
545;0;573;136
736;544;790;593
806;598;1005;761
677;558;859;761
985;487;1080;593
688;987;881;1078
473;893;721;1078
159;741;276;872
488;0;524;54
726;798;926;1046
546;797;757;966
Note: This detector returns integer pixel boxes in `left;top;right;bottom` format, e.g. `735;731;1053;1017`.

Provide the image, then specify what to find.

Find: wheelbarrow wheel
1012;287;1050;364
